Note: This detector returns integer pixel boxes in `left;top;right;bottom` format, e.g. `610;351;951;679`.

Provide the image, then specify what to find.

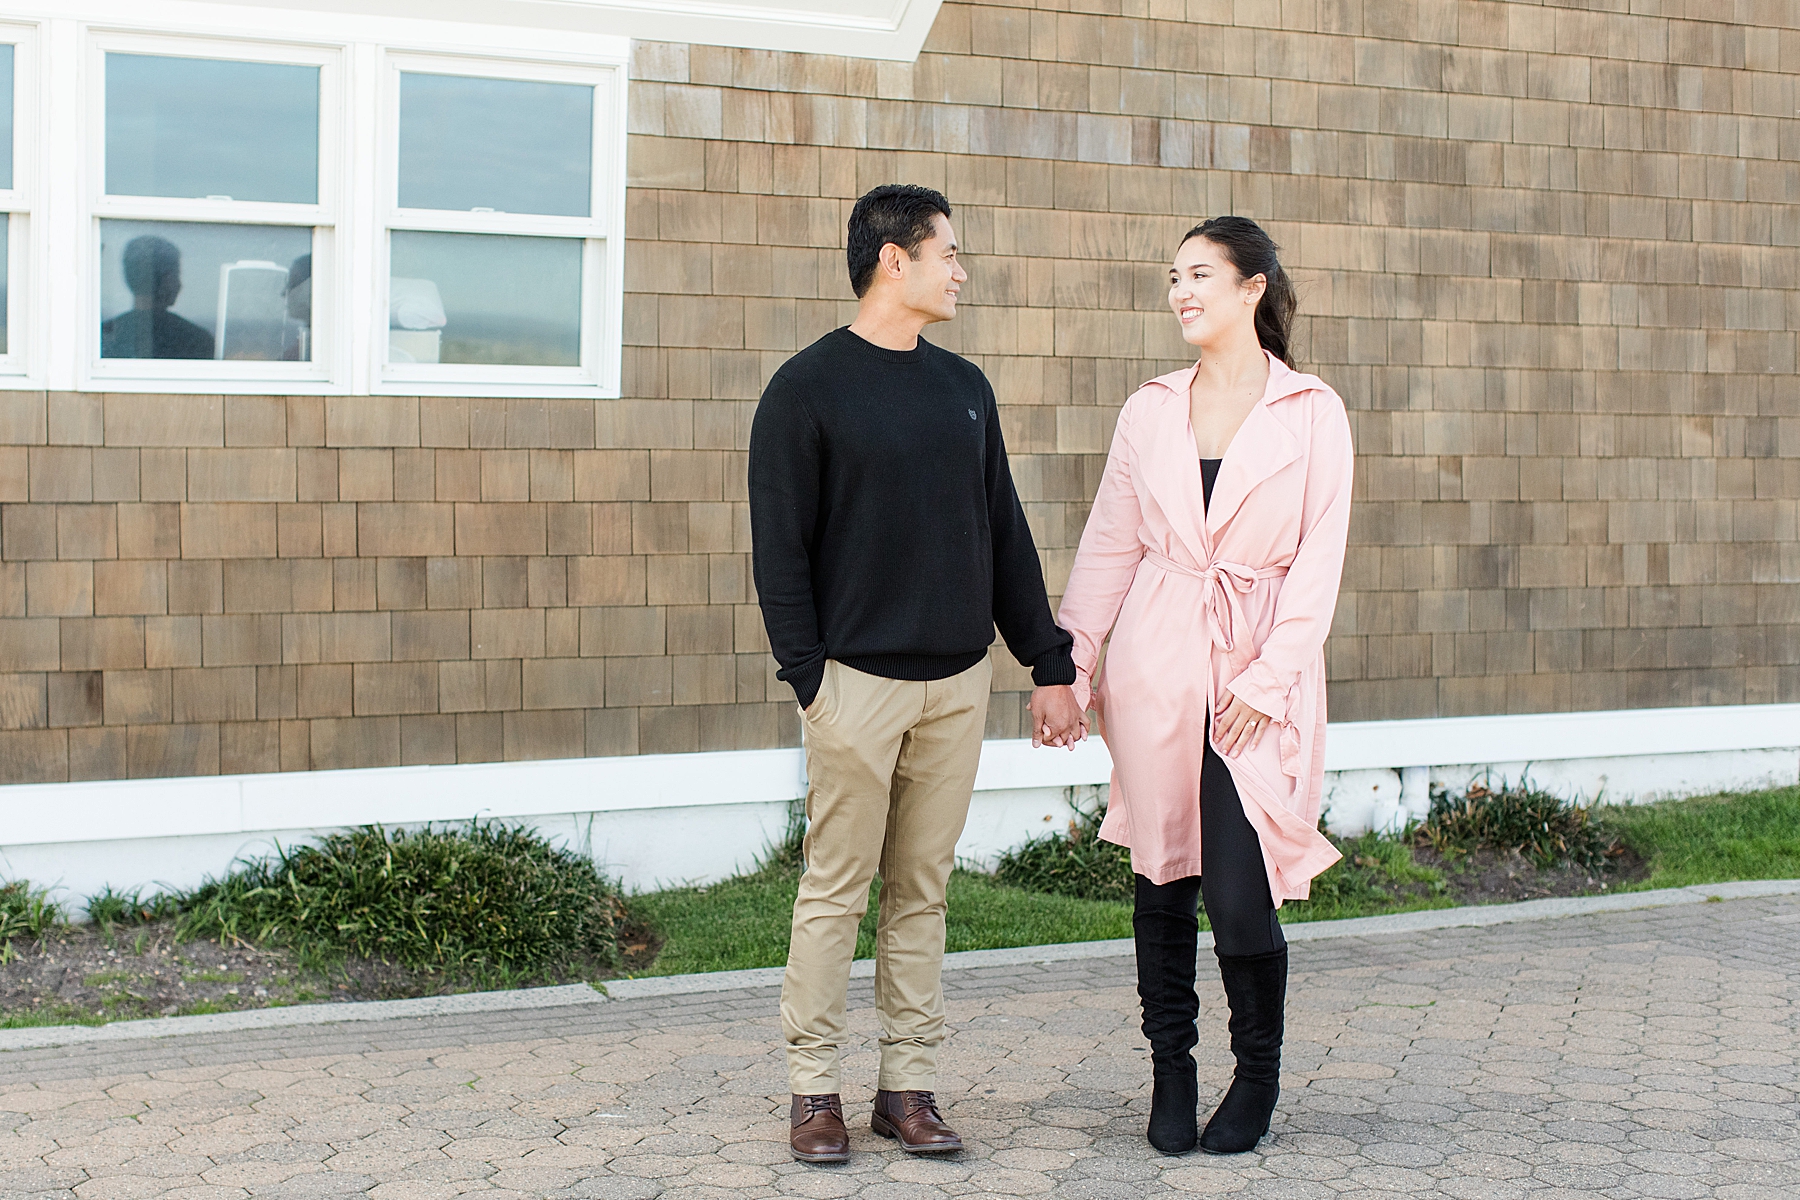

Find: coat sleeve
1056;395;1147;712
1225;390;1354;724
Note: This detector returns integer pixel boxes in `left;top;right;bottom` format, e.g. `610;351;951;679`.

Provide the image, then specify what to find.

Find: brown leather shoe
871;1089;963;1154
790;1093;850;1163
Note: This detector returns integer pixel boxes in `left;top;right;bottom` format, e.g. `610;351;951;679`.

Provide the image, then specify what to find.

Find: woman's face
1168;237;1265;347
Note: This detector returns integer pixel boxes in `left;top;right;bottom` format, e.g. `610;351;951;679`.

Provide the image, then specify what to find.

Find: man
101;235;215;360
749;184;1088;1165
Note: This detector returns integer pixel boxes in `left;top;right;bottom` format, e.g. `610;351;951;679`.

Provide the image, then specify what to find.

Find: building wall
1;0;1797;785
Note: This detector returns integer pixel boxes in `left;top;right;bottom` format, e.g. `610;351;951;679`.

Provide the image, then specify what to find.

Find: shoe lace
903;1091;942;1119
800;1095;838;1119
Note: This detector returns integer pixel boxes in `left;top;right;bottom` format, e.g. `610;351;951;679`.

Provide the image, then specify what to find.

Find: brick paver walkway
2;894;1796;1199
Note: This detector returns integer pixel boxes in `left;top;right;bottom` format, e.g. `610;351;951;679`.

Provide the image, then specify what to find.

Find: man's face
895;213;966;324
154;265;183;309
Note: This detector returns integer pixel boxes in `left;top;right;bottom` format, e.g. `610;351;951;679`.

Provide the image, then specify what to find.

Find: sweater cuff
1029;647;1077;688
785;660;826;711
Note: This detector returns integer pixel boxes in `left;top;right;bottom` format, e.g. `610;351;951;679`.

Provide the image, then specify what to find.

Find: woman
1058;216;1353;1155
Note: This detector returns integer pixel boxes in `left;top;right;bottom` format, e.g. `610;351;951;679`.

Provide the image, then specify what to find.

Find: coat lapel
1205;355;1306;536
1135;366;1212;564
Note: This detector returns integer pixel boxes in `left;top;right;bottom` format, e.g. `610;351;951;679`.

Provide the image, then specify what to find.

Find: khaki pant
782;657;992;1095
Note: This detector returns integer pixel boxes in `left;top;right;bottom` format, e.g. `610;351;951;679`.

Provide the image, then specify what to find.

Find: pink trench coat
1058;352;1353;901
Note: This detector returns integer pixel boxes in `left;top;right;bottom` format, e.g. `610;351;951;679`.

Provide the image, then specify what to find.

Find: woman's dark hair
1178;215;1297;366
847;184;952;298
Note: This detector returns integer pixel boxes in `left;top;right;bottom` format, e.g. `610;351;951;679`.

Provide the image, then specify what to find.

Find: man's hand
1029;685;1088;750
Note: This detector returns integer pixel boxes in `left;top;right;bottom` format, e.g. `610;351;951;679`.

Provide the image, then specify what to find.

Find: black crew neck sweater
748;327;1076;709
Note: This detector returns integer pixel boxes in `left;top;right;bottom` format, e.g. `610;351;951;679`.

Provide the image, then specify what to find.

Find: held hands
1028;684;1088;750
1213;691;1274;757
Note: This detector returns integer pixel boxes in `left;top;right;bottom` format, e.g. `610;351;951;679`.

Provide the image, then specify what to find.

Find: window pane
100;220;314;361
0;218;9;355
106;54;319;204
0;45;13;191
399;73;592;217
389;231;581;367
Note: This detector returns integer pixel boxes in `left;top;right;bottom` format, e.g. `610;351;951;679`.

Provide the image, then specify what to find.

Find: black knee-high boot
1200;947;1287;1154
1133;876;1199;1154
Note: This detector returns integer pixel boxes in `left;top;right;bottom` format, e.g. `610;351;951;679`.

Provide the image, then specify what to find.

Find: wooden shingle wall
0;0;1795;783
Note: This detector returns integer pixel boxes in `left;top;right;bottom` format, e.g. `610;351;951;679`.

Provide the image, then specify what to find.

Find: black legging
1135;730;1285;958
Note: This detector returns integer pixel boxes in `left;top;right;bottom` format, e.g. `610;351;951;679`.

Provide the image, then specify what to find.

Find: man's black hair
846;184;952;299
122;235;182;303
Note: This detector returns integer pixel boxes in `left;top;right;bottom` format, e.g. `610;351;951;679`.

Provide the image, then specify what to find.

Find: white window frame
0;21;37;383
375;50;621;397
82;29;343;390
21;2;629;398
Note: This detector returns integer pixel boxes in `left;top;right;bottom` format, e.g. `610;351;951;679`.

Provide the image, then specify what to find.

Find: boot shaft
1134;902;1201;1068
1215;947;1287;1084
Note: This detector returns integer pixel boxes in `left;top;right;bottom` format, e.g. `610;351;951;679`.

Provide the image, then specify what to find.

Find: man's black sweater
749;327;1076;709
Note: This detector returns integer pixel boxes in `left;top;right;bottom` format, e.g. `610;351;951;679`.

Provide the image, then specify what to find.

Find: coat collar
1139;351;1309;555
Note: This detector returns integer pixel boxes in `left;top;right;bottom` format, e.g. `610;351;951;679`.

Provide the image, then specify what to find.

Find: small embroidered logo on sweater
968;410;978;420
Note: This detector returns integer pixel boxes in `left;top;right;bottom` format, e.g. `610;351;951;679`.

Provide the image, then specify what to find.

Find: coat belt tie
1141;549;1287;654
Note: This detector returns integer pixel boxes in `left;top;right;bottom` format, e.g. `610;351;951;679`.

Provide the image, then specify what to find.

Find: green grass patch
82;970;151;987
631;867;1134;976
629;819;1133;976
944;870;1133;950
0;1003;110;1030
1598;785;1800;888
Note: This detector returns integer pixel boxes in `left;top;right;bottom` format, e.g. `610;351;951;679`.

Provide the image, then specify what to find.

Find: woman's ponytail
1178;216;1296;366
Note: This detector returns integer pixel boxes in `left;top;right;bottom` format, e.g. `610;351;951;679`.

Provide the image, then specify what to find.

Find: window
87;37;337;385
381;58;615;391
0;26;33;374
24;7;626;396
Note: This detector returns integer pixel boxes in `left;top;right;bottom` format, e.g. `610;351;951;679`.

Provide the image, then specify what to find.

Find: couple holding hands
748;185;1353;1163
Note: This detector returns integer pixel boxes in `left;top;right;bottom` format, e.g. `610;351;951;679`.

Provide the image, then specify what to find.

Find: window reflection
99;220;313;361
105;54;319;204
388;231;580;366
0;219;9;355
0;45;13;192
398;73;591;217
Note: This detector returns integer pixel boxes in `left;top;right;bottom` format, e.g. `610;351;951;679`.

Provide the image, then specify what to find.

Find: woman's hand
1213;692;1273;757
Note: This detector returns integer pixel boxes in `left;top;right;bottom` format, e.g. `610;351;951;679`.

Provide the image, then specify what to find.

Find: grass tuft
176;822;624;978
0;881;64;957
1282;829;1448;921
994;799;1134;904
1418;775;1616;870
86;886;180;930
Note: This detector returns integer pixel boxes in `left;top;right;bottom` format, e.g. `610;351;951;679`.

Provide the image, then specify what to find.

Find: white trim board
2;703;1796;851
1322;703;1800;772
209;0;946;60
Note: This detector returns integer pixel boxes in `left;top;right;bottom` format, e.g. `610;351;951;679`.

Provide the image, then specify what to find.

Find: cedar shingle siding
0;0;1795;783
